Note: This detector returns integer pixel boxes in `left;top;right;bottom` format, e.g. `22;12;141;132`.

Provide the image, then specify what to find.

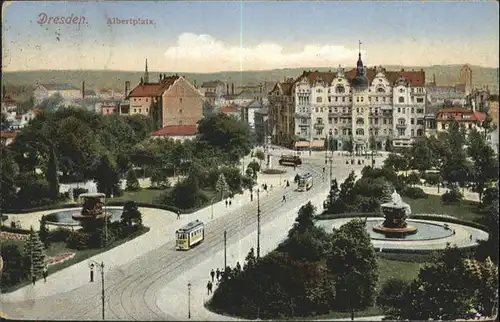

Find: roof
128;76;179;97
15;114;22;119
221;106;239;113
204;92;216;98
30;108;41;115
152;124;197;137
38;83;79;91
0;131;17;139
437;107;487;122
246;99;264;109
84;90;97;96
2;95;17;104
254;108;268;115
178;220;204;232
201;80;224;88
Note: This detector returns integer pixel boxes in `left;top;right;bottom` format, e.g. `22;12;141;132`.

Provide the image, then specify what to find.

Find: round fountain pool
45;207;124;226
365;219;454;241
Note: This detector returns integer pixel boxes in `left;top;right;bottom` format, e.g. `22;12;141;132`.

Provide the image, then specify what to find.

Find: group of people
224;199;233;207
206;268;224;294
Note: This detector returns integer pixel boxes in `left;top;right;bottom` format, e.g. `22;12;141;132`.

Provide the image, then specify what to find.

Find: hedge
0;225;32;234
316;212;383;220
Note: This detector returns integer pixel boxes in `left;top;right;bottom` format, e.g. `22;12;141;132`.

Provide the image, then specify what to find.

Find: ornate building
268;48;427;151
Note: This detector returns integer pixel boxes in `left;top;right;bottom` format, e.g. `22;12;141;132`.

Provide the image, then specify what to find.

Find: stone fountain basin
45;207;123;226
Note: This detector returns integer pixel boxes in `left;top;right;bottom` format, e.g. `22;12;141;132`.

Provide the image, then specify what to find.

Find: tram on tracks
175;219;205;250
297;173;314;191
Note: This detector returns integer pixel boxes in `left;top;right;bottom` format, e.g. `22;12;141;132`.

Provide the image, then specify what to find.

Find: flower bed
0;231;29;241
45;252;76;266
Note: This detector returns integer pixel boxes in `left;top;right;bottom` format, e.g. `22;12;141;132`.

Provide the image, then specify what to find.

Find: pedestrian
177;210;180;220
90;263;95;282
210;269;215;282
282;195;286;203
250;193;253;202
229;200;232;206
236;261;242;272
32;274;36;285
323;167;325;173
43;265;48;283
293;164;296;171
225;200;228;207
206;281;212;295
286;180;290;187
216;268;220;281
470;234;473;240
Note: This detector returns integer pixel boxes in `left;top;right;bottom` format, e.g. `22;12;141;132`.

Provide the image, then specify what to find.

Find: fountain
373;190;418;237
72;193;112;229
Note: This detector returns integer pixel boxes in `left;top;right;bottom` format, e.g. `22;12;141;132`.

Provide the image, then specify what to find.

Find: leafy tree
247;160;260;179
37;92;64;111
125;168;141;191
158;175;208;209
279;226;330;262
376;278;412;320
475;198;499;264
408;138;436;175
288;202;316;236
466;128;499;200
254;149;265;166
215;173;229;200
150;167;171;189
324;179;340;210
326;171;357;214
39;215;50;248
45;143;60;199
439;121;471;189
383;153;408;173
121;201;143;226
197;113;252;161
344;137;354;154
384;137;392;152
1;242;28;288
244;247;257;270
0;145;19;209
92;154;121;197
124;114;154;141
24;226;47;280
0;112;12;130
16;179;54;208
326;219;378;316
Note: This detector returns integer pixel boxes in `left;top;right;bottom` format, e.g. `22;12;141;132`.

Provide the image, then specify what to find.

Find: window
398;118;405;125
398;97;404;103
342;97;345;102
316;97;323;103
411;108;414;114
328;118;333;124
468;123;472;129
376;97;379;102
417;108;424;114
441;124;446;130
383;119;387;125
399;88;404;93
411;118;415;125
397;108;401;113
361;97;364;102
328;97;331;102
349;97;352;102
179;109;183;114
146;98;148;102
315;107;319;113
316;129;323;135
417;119;424;125
383;129;387;134
316;89;322;93
398;128;405;136
321;108;324;113
334;129;338;135
417;129;424;136
402;108;405;113
356;97;360;102
374;118;379;124
416;98;424;103
356;128;364;135
356;108;360;113
336;85;345;93
335;97;338;102
411;129;415;136
146;108;149;113
180;98;183;103
368;97;371;102
134;109;137;113
377;87;384;93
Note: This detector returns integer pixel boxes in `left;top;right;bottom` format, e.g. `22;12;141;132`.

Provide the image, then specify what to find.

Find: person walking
32;274;36;285
206;281;212;295
177;210;180;220
225;200;228;207
282;195;286;203
90;263;95;282
216;268;221;281
210;269;215;282
229;199;232;206
43;265;48;283
250;193;253;202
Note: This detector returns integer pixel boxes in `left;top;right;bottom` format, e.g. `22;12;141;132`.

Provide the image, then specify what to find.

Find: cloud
164;33;362;72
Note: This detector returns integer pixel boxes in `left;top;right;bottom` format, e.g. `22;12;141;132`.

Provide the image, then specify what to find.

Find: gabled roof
128;76;179;98
38;83;80;91
152;124;197;137
221;106;239;113
437;107;487;122
201;80;224;88
2;95;17;104
246;99;263;109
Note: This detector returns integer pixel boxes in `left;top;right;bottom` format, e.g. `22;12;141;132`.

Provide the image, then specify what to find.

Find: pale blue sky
2;1;499;72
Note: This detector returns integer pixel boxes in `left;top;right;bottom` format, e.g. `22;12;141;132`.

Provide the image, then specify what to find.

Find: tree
466;128;499;200
254;149;265;167
0;145;19;209
288;202;316;236
369;134;377;151
326;219;378;316
92;154;121;197
125;168;141;191
150;167;170;189
1;242;28;288
324;179;340;210
247;160;260;179
39;215;50;248
158;174;208;210
125;114;155;142
384;137;392;152
45;143;60;200
215;173;229;200
383;153;408;173
344;137;354;154
0;112;12;131
439;121;471;189
475;198;499;264
37;92;64;111
244;247;257;270
376;278;412;320
121;201;143;226
24;226;47;280
279;226;331;262
408;138;436;175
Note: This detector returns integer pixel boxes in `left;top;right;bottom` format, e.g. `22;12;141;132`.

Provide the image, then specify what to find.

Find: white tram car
175;219;205;250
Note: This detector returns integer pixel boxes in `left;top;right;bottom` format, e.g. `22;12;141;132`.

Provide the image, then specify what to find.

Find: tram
297;173;314;191
175;219;205;250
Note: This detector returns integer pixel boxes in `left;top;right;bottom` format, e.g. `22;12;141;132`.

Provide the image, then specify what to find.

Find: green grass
109;188;168;204
303;258;423;320
1;226;150;293
403;194;481;222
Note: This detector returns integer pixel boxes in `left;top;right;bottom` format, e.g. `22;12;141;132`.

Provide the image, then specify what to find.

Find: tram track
6;161;343;320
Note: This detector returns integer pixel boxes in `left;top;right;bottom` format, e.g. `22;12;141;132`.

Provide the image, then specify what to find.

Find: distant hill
2;65;498;101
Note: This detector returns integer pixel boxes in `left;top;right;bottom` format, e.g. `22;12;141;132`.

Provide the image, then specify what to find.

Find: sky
2;1;499;73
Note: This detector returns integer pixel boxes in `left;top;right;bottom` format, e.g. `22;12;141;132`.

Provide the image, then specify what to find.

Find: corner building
270;51;426;151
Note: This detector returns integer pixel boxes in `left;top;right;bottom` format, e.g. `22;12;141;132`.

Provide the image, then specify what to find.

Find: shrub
73;188;89;196
66;231;90;250
422;172;439;186
406;172;421;186
442;188;463;203
262;168;286;175
16;179;56;208
48;227;73;243
1;241;29;288
403;187;427;199
125;169;141;191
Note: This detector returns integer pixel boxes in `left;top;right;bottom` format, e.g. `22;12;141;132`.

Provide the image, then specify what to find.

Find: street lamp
223;230;227;269
210;197;216;219
89;260;106;320
256;188;261;259
187;282;191;319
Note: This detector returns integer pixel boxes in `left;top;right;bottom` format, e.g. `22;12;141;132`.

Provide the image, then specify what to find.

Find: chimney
125;81;130;97
231;83;234;95
401;69;404;72
160;74;163;81
82;81;85;99
227;84;229;94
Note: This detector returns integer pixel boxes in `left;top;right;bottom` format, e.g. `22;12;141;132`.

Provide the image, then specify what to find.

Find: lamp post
104;194;108;248
210;197;216;219
89;260;106;320
223;230;227;269
328;129;333;184
187;282;191;319
256;188;261;259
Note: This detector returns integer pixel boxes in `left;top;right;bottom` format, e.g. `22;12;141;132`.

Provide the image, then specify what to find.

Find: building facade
268;79;295;146
268;51;427;151
436;107;486;136
33;83;82;106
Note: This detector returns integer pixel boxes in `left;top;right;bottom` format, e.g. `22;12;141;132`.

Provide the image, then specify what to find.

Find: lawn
1;226;150;293
109;188;167;204
303;257;424;320
403;194;481;222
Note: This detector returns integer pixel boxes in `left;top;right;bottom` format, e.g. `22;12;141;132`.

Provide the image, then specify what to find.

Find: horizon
2;1;498;73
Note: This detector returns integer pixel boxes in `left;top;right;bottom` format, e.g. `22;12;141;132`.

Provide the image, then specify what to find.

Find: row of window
178;227;203;240
298;106;426;114
312;117;425;126
301;127;426;137
300;85;425;94
297;95;425;105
